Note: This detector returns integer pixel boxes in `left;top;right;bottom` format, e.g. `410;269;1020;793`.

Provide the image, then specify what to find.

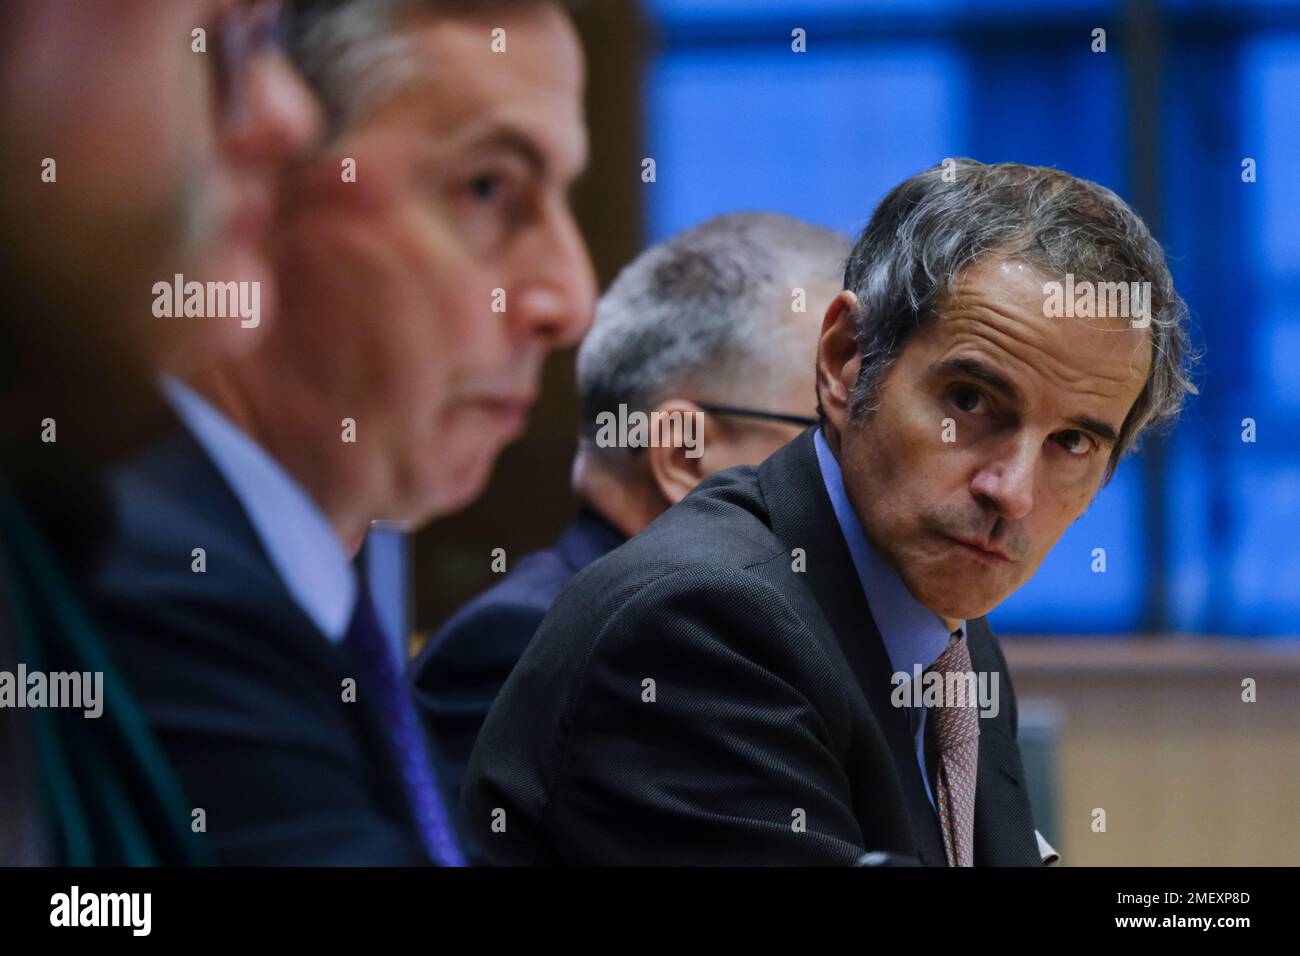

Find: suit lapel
758;429;948;866
115;421;417;829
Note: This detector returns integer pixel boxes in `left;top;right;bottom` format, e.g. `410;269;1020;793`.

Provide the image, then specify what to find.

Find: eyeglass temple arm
697;404;819;428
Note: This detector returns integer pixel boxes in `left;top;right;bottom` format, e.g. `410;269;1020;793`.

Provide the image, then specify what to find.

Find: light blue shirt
161;377;357;642
813;427;964;810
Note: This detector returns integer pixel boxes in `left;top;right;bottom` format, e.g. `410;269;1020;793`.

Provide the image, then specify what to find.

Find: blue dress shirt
161;376;357;643
813;427;965;810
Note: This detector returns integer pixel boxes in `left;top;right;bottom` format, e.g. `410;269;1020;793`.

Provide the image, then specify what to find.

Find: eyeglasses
212;0;288;129
697;404;819;429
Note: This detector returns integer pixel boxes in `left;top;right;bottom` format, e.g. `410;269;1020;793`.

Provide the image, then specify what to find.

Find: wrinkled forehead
925;257;1154;407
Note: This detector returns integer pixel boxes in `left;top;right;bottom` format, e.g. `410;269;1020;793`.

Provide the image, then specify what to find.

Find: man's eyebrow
933;357;1022;403
934;357;1121;444
462;127;549;176
1065;415;1120;445
459;125;588;181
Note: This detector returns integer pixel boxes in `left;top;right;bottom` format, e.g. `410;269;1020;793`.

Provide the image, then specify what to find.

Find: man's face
0;0;319;377
820;258;1152;622
272;3;596;524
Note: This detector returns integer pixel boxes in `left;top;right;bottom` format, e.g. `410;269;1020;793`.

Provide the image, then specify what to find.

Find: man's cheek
426;259;502;337
306;215;423;299
894;398;949;462
1054;492;1090;539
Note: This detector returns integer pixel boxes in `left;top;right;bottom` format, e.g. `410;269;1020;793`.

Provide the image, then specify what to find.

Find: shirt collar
813;427;961;674
161;376;357;642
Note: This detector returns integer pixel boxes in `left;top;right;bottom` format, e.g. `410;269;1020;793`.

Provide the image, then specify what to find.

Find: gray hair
839;159;1199;482
578;212;850;453
287;0;563;138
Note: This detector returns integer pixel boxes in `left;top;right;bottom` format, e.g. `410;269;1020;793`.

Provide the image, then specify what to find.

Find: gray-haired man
462;160;1197;865
411;211;850;815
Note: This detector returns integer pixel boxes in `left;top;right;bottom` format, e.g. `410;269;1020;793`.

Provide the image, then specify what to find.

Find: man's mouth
944;534;1010;562
475;396;533;432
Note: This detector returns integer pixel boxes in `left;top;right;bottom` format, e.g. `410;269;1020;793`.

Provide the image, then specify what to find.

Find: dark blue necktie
342;583;465;866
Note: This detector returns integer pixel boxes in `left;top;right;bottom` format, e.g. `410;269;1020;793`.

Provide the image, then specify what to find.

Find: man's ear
646;398;708;508
816;290;862;435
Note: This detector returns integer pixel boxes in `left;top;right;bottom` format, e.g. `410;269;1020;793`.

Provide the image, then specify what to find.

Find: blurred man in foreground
0;0;320;863
463;160;1197;866
411;212;849;812
87;0;595;865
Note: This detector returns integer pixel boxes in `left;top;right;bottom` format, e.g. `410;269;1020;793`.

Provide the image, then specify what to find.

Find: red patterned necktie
925;629;980;867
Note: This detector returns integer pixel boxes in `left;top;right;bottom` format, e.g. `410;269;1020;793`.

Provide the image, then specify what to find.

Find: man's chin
425;445;503;520
902;570;1009;624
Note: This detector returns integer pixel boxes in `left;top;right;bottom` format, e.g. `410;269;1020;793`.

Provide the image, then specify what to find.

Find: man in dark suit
84;0;595;865
0;0;320;864
461;160;1198;865
411;214;849;810
89;420;434;864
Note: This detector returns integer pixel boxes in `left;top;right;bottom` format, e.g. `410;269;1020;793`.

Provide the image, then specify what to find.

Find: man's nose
511;203;597;350
969;433;1037;521
227;54;322;164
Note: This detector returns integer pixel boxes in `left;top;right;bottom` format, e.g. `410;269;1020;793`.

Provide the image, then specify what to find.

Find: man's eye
1054;430;1093;456
951;385;985;414
469;174;502;202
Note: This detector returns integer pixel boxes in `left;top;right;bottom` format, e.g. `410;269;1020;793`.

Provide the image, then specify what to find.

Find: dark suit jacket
86;424;429;865
1;483;208;865
410;508;625;810
461;428;1043;865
